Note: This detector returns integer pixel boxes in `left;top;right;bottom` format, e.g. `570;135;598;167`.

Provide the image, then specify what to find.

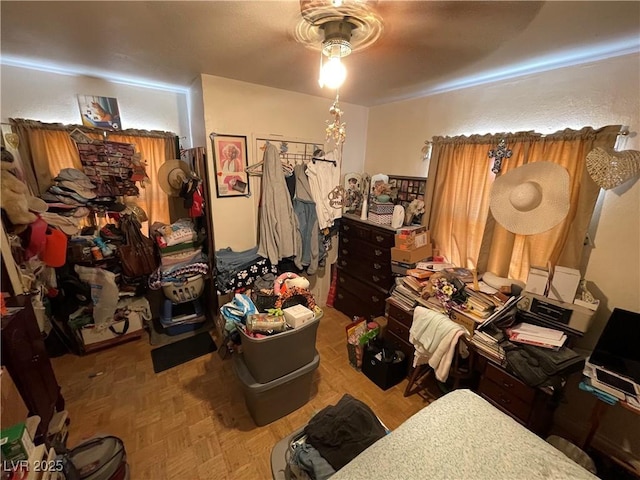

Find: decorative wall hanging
586;147;640;190
77;95;121;131
343;172;363;213
210;133;250;198
488;138;512;174
325;95;346;146
327;185;346;209
4;132;19;149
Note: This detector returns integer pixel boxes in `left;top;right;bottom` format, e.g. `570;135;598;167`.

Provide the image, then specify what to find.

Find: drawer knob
339;277;345;284
341;260;347;266
372;295;379;303
499;395;511;405
372;275;380;282
373;263;382;270
375;235;384;243
343;238;350;244
344;225;350;231
338;293;344;299
341;249;348;255
502;381;514;389
374;249;382;256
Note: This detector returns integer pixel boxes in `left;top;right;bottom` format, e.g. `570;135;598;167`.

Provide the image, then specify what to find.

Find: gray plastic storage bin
233;351;320;426
238;313;321;383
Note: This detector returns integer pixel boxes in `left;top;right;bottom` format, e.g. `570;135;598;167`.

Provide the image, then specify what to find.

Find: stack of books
506;322;567;350
471;324;506;365
387;276;437;313
464;289;498;320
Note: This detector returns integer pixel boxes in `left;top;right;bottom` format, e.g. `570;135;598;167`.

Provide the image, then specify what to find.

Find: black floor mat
151;332;217;373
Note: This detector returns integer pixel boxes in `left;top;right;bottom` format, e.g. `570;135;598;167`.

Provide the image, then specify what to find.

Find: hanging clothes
257;143;302;268
305;149;342;230
293;164;320;275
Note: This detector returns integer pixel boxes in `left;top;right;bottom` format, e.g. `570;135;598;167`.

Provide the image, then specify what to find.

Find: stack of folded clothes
149;219;210;335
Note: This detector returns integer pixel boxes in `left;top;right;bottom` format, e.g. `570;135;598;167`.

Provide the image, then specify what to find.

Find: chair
404;334;475;398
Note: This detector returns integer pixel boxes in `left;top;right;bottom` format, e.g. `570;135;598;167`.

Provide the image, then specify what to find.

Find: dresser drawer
336;257;393;290
369;228;395;249
337;270;387;309
386;302;414;328
484;361;535;404
340;237;390;264
335;284;385;320
341;218;370;241
479;377;531;424
387;316;410;344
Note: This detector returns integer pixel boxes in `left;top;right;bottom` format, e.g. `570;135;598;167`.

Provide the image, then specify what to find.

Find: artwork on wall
210;133;250;198
77;95;121;130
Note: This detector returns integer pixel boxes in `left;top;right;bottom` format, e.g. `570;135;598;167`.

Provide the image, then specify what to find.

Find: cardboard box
391;244;432;264
0;422;35;462
283;305;314;328
394;230;430;250
450;308;481;336
525;267;549;295
548;266;581;303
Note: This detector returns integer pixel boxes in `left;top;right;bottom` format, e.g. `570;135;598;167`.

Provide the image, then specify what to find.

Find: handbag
62;435;128;480
117;215;158;278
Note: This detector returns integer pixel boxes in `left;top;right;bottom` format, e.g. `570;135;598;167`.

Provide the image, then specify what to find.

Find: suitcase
63;436;127;480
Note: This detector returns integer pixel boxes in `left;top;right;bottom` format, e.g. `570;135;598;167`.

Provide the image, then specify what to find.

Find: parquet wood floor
51;307;431;479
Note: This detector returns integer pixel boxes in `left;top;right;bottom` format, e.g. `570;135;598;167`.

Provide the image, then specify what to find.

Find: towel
409;306;465;382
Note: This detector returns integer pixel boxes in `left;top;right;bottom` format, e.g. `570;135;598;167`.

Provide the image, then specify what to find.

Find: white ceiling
1;1;639;107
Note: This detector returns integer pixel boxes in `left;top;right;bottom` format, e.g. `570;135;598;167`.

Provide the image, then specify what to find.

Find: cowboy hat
158;159;191;197
586;147;640;190
490;161;570;236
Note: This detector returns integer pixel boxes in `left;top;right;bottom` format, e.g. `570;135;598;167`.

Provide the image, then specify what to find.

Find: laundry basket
162;274;205;304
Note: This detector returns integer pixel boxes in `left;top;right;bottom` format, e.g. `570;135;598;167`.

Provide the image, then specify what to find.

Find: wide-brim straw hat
586;147;640;190
158;159;191;197
490;161;570;236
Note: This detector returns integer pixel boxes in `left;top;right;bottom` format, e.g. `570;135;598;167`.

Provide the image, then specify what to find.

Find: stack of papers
506;323;567;350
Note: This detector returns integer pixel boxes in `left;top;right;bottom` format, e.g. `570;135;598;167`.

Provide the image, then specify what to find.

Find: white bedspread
331;389;597;480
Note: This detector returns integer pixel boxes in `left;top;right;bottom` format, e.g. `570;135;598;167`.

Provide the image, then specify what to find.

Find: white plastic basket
162;274;205;304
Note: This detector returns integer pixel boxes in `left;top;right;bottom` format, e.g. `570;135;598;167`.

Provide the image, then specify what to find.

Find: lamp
318;20;354;89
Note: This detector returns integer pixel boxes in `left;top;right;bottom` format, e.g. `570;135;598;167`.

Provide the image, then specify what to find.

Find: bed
272;389;597;479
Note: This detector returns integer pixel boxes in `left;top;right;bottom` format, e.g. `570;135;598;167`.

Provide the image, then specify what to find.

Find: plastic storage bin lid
233;350;320;393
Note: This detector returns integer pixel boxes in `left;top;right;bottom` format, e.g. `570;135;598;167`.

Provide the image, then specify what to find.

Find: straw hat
586;147;640;190
158;159;191;197
490;162;570;235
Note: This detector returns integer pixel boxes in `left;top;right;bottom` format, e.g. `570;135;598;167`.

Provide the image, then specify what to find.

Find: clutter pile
148;218;209;335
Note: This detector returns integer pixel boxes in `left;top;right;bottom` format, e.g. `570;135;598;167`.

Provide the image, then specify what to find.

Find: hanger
311;149;337;167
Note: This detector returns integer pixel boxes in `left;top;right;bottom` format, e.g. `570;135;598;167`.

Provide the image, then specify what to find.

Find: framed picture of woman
210;133;250;197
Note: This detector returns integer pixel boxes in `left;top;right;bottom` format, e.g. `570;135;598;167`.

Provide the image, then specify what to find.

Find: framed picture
78;95;121;130
210;134;250;198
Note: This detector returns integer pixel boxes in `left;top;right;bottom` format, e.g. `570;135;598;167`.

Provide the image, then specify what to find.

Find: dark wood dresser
476;355;556;436
334;215;395;321
1;295;65;442
384;301;414;377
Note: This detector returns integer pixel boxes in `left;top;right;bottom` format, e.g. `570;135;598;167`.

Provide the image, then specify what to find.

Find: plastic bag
74;265;119;328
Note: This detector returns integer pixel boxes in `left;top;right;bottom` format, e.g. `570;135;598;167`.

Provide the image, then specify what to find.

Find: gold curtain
429;126;620;281
9;118;175;225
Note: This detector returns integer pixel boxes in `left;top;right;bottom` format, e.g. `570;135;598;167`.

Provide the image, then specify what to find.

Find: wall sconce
422;141;433;162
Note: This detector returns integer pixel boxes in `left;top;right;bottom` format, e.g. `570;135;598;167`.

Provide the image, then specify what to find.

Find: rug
151;332;217;373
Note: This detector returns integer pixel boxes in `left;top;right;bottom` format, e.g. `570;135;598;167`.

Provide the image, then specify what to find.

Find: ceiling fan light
320;56;347;89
